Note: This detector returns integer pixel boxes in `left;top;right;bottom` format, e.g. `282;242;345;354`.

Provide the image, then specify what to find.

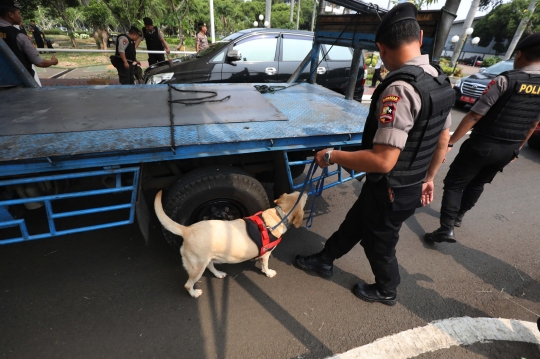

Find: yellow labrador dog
154;190;307;298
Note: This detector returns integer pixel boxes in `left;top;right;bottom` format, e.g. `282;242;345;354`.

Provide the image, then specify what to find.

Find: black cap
0;0;21;10
143;17;153;26
515;32;540;52
198;22;206;27
375;2;418;42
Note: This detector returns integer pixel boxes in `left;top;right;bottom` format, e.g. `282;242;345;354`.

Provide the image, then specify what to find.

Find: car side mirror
227;50;242;61
479;67;486;73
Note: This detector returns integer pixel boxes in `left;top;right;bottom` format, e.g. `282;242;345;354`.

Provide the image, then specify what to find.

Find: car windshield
484;61;514;75
196;41;230;57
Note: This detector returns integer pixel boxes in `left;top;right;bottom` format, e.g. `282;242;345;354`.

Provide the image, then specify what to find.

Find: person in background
371;55;384;87
424;32;540;244
113;26;141;85
196;22;208;52
0;0;58;82
139;17;170;65
28;19;45;50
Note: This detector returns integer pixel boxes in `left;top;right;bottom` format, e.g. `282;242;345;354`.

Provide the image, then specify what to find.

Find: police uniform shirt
373;54;452;150
0;18;43;65
117;35;131;53
471;64;540;121
196;32;208;50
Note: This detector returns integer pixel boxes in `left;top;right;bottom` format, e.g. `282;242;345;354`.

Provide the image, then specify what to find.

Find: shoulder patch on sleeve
482;79;496;95
379;95;400;124
123;39;128;45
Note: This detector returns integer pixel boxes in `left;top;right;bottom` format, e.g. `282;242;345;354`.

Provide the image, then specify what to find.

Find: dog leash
270;160;328;231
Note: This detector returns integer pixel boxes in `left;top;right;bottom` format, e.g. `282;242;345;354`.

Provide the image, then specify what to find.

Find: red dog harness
244;211;282;259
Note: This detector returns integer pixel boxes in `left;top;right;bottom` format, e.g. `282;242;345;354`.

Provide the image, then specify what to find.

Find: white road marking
327;317;540;359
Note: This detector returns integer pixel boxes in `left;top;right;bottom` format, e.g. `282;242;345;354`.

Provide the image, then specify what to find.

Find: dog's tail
154;190;185;238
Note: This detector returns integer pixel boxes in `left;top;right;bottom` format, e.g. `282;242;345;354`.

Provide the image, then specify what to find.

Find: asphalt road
1;106;539;359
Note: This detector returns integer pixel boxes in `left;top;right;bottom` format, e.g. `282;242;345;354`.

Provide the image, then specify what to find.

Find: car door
320;45;359;93
221;33;280;83
277;33;328;84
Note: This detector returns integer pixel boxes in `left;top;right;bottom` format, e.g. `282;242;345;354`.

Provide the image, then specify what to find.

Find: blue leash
270;160;328;231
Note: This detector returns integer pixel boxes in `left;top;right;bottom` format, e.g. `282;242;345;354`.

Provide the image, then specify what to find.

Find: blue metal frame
284;149;365;195
0;167;140;245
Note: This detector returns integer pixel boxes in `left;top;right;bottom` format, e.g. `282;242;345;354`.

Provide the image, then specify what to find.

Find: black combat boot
454;211;467;227
295;250;334;278
424;226;456;243
352;283;397;306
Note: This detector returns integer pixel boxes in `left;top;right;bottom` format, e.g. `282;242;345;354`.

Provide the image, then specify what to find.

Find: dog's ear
274;193;286;205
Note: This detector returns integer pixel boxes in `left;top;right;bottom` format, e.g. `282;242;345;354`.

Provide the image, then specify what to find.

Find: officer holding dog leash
295;3;455;306
424;32;540;243
112;26;142;85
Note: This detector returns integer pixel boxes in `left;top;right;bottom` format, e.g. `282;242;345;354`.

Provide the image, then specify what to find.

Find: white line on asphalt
327;317;540;359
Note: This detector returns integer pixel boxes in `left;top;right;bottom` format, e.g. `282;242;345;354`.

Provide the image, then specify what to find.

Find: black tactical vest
143;28;163;51
0;25;35;77
362;65;455;187
115;34;136;61
473;70;540;142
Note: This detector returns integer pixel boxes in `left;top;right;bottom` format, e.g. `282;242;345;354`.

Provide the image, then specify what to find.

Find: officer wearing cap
425;32;540;243
294;3;454;305
0;0;57;79
113;26;141;85
139;17;170;65
196;22;208;52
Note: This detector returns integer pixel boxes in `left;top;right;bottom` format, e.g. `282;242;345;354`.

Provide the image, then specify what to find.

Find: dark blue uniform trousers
440;134;520;226
324;179;421;293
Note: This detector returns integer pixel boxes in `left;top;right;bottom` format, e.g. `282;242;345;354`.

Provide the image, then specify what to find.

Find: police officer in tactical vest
140;17;170;65
425;32;540;243
0;0;57;79
114;26;141;85
294;3;455;306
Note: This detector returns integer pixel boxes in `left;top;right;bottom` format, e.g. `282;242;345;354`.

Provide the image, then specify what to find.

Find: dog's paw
263;269;277;278
215;271;227;279
190;289;203;298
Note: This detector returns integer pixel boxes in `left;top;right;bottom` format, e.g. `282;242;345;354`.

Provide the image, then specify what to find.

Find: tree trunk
310;0;317;31
450;0;480;66
290;0;295;23
296;0;301;29
432;0;461;62
93;28;100;49
502;0;537;60
100;28;109;50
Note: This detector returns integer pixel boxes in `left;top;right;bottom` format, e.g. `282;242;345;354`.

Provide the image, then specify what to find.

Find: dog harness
244;207;288;259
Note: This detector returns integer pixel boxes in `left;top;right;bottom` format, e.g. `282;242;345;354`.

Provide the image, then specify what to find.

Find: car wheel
161;166;270;249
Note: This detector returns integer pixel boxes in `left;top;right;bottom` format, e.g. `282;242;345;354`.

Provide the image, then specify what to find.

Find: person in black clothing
294;3;454;306
139;17;170;65
113;26;141;85
424;32;540;243
0;0;57;78
28;20;45;49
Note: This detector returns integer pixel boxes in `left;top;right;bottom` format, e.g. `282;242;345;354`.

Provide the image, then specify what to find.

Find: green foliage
83;0;111;28
440;65;463;77
474;0;540;54
481;56;502;67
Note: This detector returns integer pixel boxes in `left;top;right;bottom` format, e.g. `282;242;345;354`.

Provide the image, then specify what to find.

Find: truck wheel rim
189;198;247;224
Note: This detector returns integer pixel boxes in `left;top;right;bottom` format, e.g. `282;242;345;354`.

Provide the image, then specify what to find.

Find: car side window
322;45;353;61
210;50;225;63
233;35;278;62
282;35;313;62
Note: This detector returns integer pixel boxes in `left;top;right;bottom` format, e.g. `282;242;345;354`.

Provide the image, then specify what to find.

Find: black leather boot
454;211;466;227
424;226;456;243
295;250;334;278
352;283;397;306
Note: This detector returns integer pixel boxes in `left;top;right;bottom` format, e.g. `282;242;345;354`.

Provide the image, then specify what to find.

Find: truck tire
161;166;270;249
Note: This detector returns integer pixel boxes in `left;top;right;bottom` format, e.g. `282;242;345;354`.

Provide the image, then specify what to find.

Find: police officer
294;3;455;306
140;17;170;65
114;26;141;85
0;0;57;78
28;20;45;50
425;32;540;243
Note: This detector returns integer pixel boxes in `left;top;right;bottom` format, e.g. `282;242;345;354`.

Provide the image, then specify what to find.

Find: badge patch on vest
517;83;540;95
380;95;400;124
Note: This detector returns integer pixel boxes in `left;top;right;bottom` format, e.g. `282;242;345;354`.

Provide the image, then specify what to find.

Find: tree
474;0;540;55
83;0;113;49
503;0;539;60
450;0;481;66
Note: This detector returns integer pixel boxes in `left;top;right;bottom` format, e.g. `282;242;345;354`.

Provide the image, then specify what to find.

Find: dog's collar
274;205;290;229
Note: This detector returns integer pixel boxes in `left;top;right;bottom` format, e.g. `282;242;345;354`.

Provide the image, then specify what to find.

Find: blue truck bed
0;83;368;176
